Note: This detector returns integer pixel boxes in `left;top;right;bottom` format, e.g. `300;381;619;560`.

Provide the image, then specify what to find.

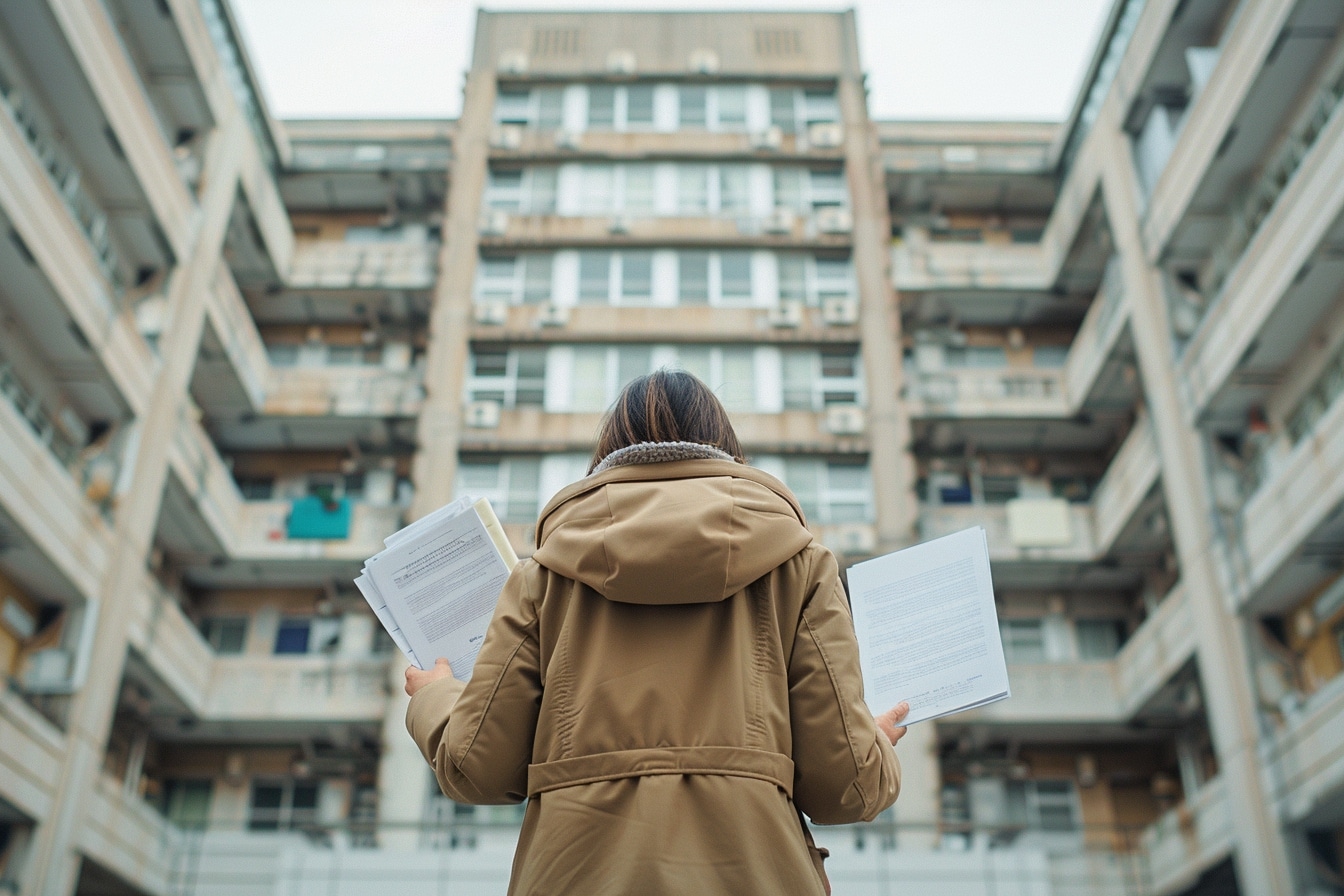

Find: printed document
354;497;517;679
848;527;1009;725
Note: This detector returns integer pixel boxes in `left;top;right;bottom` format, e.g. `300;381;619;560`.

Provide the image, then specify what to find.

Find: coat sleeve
787;547;901;824
405;560;543;804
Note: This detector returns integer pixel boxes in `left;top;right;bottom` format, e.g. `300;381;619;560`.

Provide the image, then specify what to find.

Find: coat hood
532;454;814;606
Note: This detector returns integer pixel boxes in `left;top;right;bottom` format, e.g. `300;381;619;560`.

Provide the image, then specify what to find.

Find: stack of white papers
354;497;518;679
849;527;1010;725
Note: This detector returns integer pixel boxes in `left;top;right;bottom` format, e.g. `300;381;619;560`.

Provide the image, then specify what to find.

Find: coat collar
589;441;736;476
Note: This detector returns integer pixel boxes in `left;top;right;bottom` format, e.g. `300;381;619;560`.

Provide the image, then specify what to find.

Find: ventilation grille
754;29;802;56
533;28;581;56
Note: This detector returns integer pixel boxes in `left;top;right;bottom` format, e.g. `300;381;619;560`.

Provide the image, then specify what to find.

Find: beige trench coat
407;458;900;895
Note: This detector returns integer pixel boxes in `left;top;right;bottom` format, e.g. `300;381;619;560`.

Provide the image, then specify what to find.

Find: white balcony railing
1064;256;1128;406
80;773;183;896
265;366;426;417
288;240;436;290
0;683;66;818
963;661;1121;724
1114;584;1195;716
919;503;1096;562
903;367;1068;418
1091;413;1160;552
892;230;1049;291
1265;672;1344;823
204;656;389;721
1140;777;1233;895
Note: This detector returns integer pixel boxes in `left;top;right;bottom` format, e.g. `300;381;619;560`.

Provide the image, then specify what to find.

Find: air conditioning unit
763;207;796;234
608;216;631;234
478;209;509;236
464;400;502;429
808;122;845;148
474;301;509;325
537;302;570;327
750;126;783;151
821;296;859;326
554;130;582;150
498;51;529;74
826;404;866;435
688;49;720;74
768;300;804;329
489;125;523;150
829;524;876;555
606;50;637;74
816;207;853;234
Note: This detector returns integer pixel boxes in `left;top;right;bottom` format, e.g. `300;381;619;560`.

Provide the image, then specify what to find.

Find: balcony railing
0;80;122;291
1265;672;1344;822
1139;777;1233;895
1202;60;1344;313
919;502;1096;561
287;240;437;290
204;655;389;721
266;365;426;418
0;362;81;468
904;366;1067;416
892;230;1048;290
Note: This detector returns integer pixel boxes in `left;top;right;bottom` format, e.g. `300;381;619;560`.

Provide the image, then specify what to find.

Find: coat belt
527;746;795;798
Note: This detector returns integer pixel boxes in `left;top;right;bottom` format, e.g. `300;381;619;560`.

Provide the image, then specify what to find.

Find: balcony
204;655;389;722
1139;777;1233;896
919;502;1096;563
1178;55;1344;417
0;682;65;819
1090;414;1160;553
1063;257;1128;408
203;270;271;413
265;366;426;418
1236;388;1344;605
902;367;1068;419
233;500;402;563
79;773;182;896
1114;584;1195;716
479;212;853;249
0;370;112;598
125;574;213;715
490;128;841;161
1266;672;1344;825
891;229;1049;292
472;303;860;343
962;661;1121;725
167;416;246;555
287;240;437;291
0;80;123;290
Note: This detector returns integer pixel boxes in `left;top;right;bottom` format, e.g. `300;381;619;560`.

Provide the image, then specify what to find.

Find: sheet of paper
848;526;1009;725
353;572;418;666
366;505;512;678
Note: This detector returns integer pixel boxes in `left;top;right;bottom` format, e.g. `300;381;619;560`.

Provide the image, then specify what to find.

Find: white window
475;254;553;305
625;84;655;128
781;349;863;410
587;85;616;129
494;87;565;128
468;348;546;408
573;252;658;305
487;167;557;213
715;86;748;131
719;166;751;215
772;167;849;212
457;457;542;523
1008;780;1080;832
801;89;840;125
621;165;657;215
248;780;319;831
677;165;711;215
1075;619;1125;659
718;252;753;304
1000;619;1047;663
678;252;710;305
765;458;872;524
769;87;839;132
579;165;615;215
578;252;613;304
776;254;855;305
679;86;707;128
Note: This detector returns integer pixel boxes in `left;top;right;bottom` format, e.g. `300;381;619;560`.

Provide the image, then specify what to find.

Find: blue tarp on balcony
287;496;352;539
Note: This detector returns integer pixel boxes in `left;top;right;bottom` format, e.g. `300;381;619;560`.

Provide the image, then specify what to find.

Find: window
267;344;298;366
457;458;542;523
770;88;797;131
679;252;710;304
802;89;839;124
946;346;1007;369
248;780;320;832
537;87;565;129
1033;346;1070;367
159;780;212;829
622;165;656;215
774;168;803;211
813;257;855;301
808;169;847;207
778;459;873;524
1076;619;1126;659
1001;619;1047;663
1007;780;1080;832
625;84;655;127
522;255;553;303
587;85;616;129
272;617;340;655
619;252;654;302
719;166;750;215
468;347;546;407
716;86;748;131
677;166;710;215
781;349;863;410
236;475;275;500
201;617;247;655
579;165;614;215
578;252;612;303
719;252;753;304
679;86;707;128
487;169;524;211
716;348;756;412
778;255;807;304
495;90;531;124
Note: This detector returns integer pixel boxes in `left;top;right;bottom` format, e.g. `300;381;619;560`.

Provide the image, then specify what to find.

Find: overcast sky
231;0;1113;122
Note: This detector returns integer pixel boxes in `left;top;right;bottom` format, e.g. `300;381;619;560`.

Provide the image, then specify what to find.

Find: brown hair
589;369;746;473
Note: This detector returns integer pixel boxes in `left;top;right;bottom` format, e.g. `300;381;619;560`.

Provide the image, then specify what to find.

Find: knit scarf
588;441;736;476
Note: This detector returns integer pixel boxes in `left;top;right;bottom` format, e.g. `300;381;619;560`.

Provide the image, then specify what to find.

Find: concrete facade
0;2;1342;895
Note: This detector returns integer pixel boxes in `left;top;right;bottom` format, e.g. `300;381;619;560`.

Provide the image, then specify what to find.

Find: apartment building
0;1;1342;895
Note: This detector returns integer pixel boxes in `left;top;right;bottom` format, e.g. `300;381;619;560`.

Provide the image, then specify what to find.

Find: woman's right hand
875;702;909;745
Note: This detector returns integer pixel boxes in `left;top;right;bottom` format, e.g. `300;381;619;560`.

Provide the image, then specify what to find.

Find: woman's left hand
404;657;455;697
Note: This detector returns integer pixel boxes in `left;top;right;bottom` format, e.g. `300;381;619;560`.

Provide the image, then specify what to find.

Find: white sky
231;0;1113;122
